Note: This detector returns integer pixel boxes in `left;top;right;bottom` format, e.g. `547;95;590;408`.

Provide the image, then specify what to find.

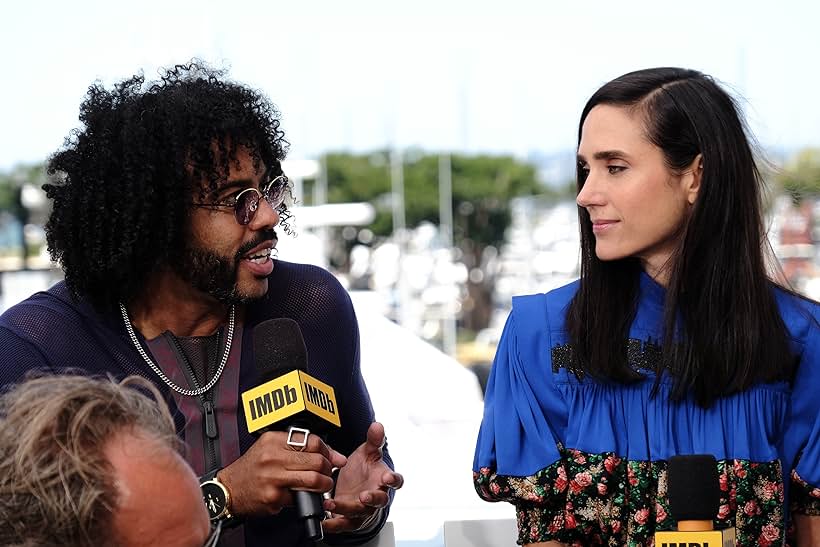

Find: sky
1;0;819;173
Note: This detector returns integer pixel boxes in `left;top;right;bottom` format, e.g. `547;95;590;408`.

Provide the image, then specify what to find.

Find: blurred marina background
2;1;819;544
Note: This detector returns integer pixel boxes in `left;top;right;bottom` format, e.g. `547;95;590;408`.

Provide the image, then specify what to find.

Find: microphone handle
288;424;326;541
295;489;325;541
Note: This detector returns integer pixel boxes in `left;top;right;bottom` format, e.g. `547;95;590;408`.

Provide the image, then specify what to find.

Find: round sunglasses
193;175;288;225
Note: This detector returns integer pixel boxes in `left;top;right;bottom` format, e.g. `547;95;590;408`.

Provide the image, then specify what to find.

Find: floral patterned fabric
791;469;820;517
475;448;802;546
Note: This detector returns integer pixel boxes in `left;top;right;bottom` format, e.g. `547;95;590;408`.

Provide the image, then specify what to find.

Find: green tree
314;150;545;331
776;148;820;203
321;150;542;248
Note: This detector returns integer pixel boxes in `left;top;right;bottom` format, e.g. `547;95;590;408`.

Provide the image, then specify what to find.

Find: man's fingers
304;431;332;458
329;447;348;468
330;489;389;513
260;430;346;470
322;498;336;513
265;430;333;458
289;433;348;471
381;470;404;490
359;489;389;508
365;422;386;456
286;469;336;493
327;496;366;515
307;435;347;470
321;515;358;534
282;451;330;472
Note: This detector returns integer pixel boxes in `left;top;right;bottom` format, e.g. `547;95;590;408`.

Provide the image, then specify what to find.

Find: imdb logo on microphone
655;529;737;547
242;370;341;433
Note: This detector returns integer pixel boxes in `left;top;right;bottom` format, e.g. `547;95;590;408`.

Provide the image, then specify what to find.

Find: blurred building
771;195;820;299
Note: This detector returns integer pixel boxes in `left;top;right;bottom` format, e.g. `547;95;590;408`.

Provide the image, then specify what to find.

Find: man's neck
126;271;235;339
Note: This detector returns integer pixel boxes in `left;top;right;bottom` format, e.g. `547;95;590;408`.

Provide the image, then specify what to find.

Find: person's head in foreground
0;374;217;547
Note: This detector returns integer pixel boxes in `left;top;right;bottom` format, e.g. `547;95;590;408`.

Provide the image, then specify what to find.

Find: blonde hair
0;374;180;546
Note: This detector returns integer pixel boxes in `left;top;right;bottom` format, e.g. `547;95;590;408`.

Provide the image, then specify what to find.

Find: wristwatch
200;469;234;521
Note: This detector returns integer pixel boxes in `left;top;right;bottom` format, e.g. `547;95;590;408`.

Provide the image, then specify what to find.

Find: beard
171;229;276;305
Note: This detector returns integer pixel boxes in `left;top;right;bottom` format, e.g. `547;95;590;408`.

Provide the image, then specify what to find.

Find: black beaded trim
626;338;663;373
551;338;663;378
550;343;578;375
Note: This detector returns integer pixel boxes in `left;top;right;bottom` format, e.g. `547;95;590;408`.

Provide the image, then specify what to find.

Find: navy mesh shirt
0;260;394;547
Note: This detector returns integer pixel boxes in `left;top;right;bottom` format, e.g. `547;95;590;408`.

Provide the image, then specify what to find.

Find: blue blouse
473;272;819;546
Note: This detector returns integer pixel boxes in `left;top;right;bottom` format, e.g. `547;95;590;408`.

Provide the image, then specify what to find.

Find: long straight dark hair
566;67;795;407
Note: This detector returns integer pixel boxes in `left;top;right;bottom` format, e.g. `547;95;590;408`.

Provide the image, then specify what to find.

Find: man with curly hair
0;374;218;547
0;62;402;546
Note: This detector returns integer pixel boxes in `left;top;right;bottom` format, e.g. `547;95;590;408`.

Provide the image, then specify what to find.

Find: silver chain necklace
119;303;235;397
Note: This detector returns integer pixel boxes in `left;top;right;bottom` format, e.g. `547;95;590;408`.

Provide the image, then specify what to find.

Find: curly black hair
44;61;291;312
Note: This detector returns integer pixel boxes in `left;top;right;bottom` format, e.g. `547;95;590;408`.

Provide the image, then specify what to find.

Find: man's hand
322;422;404;534
217;430;347;517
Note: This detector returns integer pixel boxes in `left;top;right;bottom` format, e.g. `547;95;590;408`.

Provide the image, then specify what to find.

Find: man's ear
684;153;703;205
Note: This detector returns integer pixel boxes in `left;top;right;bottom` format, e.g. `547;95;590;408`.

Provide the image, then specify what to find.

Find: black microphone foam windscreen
667;454;721;522
253;318;309;379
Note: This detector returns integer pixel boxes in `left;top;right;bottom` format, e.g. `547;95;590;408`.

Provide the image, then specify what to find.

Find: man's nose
249;195;280;230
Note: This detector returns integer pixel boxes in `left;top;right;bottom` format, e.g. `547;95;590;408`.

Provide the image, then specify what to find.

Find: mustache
235;229;277;260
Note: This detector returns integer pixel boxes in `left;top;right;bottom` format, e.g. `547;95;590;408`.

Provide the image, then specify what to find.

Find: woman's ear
684;153;703;205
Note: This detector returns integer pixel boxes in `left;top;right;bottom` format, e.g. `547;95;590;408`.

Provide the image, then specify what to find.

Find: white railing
443;519;518;547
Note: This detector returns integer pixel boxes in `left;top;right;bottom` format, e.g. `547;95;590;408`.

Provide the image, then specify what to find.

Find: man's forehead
190;152;269;192
216;161;270;189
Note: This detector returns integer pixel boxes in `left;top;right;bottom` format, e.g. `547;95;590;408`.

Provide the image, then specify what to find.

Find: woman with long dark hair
473;67;819;546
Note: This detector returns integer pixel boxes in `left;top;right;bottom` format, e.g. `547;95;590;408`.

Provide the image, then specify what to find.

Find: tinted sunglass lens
234;192;260;225
263;180;286;210
267;187;285;209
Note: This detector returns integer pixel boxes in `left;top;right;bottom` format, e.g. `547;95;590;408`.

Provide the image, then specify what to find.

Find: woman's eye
607;165;626;175
578;164;590;182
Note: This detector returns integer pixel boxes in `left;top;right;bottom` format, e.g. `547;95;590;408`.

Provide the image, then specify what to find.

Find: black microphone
242;318;342;542
655;454;736;547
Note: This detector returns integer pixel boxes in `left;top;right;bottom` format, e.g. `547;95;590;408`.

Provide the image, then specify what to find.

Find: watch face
201;481;227;520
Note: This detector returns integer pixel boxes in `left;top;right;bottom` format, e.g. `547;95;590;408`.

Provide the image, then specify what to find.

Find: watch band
200;469;234;521
200;468;221;483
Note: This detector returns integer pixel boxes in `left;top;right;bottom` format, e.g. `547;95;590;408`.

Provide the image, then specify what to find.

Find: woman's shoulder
513;280;580;331
512;279;579;319
546;278;581;302
772;284;819;343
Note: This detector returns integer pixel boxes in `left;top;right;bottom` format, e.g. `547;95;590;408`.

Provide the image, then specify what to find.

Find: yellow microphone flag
242;370;341;433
